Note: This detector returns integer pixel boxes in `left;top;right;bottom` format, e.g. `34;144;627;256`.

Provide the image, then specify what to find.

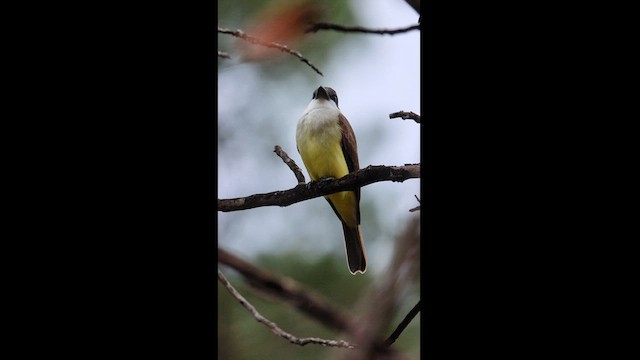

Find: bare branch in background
218;164;420;212
218;268;355;349
384;300;421;346
332;216;420;360
218;51;231;59
218;26;323;76
409;195;421;212
218;248;352;332
389;111;421;123
274;145;306;184
306;23;419;35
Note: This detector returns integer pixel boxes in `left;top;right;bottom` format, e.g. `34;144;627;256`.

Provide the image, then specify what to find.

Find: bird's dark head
312;86;339;108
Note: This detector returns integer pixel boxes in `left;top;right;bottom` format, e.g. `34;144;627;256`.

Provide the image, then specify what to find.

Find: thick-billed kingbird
296;86;367;274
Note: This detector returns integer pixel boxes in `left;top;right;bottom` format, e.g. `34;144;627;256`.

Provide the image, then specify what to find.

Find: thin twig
306;23;420;35
389;111;421;123
218;51;231;59
218;268;355;349
274;145;306;184
218;248;352;332
409;195;421;212
218;164;420;212
218;26;323;76
384;301;421;347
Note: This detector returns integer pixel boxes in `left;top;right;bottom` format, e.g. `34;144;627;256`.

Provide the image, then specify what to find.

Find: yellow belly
299;137;348;181
297;134;357;226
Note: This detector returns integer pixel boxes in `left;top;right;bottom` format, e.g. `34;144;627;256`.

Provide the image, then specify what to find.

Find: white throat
297;98;340;130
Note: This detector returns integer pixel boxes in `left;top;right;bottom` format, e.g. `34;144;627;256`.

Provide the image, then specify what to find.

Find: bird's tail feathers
343;224;366;274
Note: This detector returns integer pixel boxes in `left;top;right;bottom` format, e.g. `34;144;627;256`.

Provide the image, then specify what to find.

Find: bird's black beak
314;86;330;101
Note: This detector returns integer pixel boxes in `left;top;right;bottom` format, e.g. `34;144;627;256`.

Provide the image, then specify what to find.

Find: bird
296;86;367;274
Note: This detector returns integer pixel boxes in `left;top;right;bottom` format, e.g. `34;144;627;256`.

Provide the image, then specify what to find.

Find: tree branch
218;268;355;349
218;164;420;212
389;111;421;123
306;23;419;35
218;26;323;76
274;145;306;184
218;248;352;332
409;195;421;212
384;301;421;347
334;216;420;360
